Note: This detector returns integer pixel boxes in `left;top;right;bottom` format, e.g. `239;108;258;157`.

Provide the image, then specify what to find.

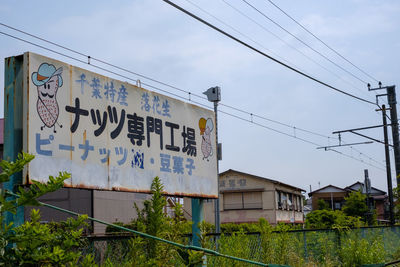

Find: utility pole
380;105;395;225
387;86;400;186
369;84;400;186
331;104;396;224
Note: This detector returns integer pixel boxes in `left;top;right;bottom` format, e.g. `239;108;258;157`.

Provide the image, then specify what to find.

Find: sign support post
3;55;24;227
191;198;204;247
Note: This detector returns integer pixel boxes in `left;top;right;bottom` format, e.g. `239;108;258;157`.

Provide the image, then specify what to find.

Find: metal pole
387;86;400;186
214;101;220;234
3;55;24;227
203;86;221;235
382;105;395;225
191;198;204;247
364;169;371;225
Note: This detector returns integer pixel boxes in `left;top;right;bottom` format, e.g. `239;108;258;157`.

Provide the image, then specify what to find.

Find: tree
393;186;400;221
317;199;330;210
342;191;368;218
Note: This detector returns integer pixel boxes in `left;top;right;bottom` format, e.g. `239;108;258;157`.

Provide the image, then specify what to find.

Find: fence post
303;231;308;261
335;229;341;252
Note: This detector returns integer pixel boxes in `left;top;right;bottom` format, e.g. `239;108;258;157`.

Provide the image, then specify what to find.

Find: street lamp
203;86;221;234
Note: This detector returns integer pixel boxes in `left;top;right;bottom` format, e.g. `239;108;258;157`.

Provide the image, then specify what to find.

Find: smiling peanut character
32;63;63;133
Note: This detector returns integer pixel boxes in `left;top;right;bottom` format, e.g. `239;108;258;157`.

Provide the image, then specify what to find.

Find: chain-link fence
84;226;400;266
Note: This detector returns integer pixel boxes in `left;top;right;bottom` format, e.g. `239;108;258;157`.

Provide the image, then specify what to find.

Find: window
288;194;293;210
223;191;262;210
276;191;282;209
282;193;287;209
243;191;262;209
276;191;303;211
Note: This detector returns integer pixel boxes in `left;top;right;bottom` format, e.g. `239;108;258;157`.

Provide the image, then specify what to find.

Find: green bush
0;153;95;266
305;209;363;229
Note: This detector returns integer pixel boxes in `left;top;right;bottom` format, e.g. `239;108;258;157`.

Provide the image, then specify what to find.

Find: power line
0;22;203;100
219;109;385;171
162;0;376;106
0;26;385;171
265;0;379;83
221;0;372;101
0;22;370;140
183;0;312;77
240;0;369;85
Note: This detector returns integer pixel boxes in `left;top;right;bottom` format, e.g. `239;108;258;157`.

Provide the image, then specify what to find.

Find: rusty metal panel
23;52;217;198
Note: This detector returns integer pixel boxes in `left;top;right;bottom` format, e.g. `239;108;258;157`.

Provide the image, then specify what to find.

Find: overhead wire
162;0;376;106
218;109;386;171
220;0;372;101
261;0;386;106
265;0;379;83
182;0;312;77
0;25;385;171
0;21;359;141
240;0;369;86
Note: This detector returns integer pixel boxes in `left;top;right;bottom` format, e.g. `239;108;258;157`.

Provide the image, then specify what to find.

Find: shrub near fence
96;225;400;266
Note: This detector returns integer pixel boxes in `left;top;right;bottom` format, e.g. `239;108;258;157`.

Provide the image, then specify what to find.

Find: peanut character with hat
32;63;63;133
199;117;214;161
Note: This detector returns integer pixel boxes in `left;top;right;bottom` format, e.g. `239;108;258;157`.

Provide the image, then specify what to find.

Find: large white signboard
23;52;217;198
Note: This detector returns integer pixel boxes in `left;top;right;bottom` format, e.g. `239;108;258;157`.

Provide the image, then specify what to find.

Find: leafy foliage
106;176;192;266
342;191;368;218
3;209;94;266
0;153;95;266
393;186;400;220
317;199;330;210
305;209;363;229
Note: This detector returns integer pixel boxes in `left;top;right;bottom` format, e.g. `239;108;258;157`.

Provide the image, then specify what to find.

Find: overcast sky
1;0;400;195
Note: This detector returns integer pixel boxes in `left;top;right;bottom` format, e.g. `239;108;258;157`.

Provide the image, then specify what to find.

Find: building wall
24;189;152;234
221;209;276;224
186;171;304;225
93;190;150;233
25;188;92;225
219;172;267;192
311;192;347;210
276;210;304;223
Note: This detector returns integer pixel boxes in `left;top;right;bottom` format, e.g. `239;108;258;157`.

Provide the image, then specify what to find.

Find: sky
1;0;400;195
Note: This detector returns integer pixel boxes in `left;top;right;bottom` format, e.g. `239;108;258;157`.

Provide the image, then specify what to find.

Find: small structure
308;182;388;220
184;169;305;225
308;185;348;211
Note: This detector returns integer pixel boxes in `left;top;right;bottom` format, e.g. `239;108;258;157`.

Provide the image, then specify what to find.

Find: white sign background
23;52;218;198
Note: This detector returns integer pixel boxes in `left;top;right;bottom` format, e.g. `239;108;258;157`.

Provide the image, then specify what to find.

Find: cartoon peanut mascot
199;117;214;161
32;63;63;133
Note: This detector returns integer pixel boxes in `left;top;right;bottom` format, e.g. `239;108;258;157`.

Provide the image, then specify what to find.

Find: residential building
184;169;305;225
308;183;388;220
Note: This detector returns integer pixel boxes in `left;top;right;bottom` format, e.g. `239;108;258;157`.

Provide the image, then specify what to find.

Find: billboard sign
22;52;217;198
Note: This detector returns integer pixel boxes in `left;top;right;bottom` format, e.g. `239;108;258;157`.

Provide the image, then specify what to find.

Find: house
308;182;388;220
184;169;306;225
345;182;388;220
308;185;348;211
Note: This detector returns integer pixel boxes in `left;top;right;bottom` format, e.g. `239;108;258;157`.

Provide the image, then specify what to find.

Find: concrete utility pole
332;104;396;224
381;105;395;225
386;86;400;186
369;84;400;186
